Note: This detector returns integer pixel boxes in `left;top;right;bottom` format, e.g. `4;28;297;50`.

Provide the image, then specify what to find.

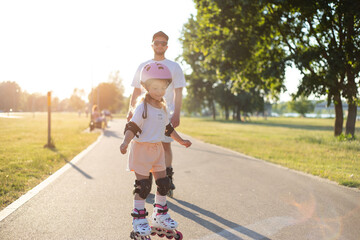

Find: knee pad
166;167;174;178
155;177;171;196
134;178;152;199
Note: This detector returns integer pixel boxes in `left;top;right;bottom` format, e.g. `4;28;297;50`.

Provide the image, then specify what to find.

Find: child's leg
131;172;152;237
134;172;152;201
152;170;168;205
151;171;178;230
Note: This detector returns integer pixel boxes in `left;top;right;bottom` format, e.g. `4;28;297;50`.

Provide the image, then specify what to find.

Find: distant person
120;62;190;239
127;31;186;195
91;105;107;128
102;109;113;120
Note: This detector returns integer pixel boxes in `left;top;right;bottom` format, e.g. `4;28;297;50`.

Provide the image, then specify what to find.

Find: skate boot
166;167;175;198
150;204;183;240
130;208;152;240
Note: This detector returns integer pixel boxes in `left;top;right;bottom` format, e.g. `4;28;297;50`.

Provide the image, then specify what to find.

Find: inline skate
150;204;183;240
130;208;152;240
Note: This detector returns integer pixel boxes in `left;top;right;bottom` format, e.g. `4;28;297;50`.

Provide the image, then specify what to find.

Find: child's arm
120;130;135;154
170;130;192;148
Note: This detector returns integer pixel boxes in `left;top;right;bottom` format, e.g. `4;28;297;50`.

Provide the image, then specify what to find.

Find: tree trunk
236;105;241;121
333;93;343;136
211;100;216;120
224;105;229;120
345;102;357;138
344;10;357;138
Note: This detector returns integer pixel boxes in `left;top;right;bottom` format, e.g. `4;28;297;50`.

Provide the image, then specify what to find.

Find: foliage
288;96;315;117
0;81;21;112
69;88;86;111
265;0;360;136
180;0;359;136
0;71;126;113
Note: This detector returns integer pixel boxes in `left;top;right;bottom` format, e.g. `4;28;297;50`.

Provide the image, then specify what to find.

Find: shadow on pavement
103;129;123;139
64;160;93;180
146;194;269;240
173;144;245;160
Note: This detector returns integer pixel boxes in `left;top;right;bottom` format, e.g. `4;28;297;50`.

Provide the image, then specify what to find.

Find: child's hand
120;143;128;154
181;140;192;148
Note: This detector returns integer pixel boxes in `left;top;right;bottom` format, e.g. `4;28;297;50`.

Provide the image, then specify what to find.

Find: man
127;31;186;195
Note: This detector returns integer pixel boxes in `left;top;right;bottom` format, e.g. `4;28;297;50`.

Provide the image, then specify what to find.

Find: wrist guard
165;123;174;137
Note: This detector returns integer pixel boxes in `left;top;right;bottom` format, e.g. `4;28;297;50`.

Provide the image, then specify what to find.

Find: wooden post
44;91;54;148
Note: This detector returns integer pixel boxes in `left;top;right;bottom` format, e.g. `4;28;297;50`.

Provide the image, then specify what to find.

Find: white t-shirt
132;59;186;115
131;102;170;143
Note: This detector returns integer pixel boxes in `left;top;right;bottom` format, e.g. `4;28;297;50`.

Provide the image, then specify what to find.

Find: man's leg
162;142;172;168
162;142;175;191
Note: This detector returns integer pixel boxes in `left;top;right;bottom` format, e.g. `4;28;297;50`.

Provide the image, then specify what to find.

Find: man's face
152;36;168;55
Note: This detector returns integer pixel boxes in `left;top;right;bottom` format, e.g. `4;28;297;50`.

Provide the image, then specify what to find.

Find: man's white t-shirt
132;59;186;115
131;102;170;143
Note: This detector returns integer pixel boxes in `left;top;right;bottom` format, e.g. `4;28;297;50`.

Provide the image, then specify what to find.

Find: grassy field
177;117;360;189
0;112;100;210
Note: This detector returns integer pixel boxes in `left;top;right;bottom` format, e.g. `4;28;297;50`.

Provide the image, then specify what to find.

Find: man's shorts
127;141;166;176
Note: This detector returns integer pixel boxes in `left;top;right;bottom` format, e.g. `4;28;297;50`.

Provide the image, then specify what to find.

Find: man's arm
171;87;183;128
127;87;142;122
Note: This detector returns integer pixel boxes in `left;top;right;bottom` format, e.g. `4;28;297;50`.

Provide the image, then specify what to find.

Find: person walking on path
120;62;191;239
127;31;186;194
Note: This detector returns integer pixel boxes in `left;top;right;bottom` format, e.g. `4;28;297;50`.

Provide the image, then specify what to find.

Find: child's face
147;79;168;101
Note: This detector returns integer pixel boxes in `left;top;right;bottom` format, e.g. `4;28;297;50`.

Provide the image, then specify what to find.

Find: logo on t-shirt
157;113;163;120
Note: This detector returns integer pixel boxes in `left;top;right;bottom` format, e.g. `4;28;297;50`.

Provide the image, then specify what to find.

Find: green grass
177;117;360;189
0;112;100;210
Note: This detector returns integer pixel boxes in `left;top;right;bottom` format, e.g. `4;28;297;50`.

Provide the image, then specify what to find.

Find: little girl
120;62;191;240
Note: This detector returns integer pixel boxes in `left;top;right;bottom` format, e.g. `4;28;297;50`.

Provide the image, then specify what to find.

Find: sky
0;0;300;102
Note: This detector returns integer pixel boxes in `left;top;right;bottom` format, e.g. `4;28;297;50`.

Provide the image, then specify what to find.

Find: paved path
1;119;359;240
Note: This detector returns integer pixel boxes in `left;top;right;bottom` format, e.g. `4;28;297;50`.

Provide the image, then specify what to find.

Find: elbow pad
165;123;174;137
124;121;142;138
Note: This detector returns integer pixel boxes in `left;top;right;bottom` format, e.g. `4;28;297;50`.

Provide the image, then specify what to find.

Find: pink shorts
127;141;166;176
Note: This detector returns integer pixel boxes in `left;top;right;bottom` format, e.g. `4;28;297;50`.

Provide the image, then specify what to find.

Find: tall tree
69;88;86;112
266;0;360;136
0;81;21;112
88;72;125;113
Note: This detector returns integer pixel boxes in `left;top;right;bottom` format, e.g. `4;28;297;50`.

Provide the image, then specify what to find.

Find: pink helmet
140;62;172;85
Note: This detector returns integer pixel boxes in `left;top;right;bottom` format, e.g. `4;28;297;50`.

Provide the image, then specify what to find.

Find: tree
288;96;315;117
0;81;21;112
266;0;360;137
88;71;125;113
69;88;86;112
180;1;287;119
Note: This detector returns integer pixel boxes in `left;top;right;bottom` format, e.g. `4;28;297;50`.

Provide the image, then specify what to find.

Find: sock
155;194;167;206
134;200;145;210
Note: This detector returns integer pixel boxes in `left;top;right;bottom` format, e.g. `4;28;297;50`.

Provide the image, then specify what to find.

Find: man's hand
180;139;192;148
126;111;133;122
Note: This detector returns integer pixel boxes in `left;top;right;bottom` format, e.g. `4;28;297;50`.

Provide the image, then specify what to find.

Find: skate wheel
167;189;174;198
158;233;165;237
151;232;156;236
174;230;183;240
166;235;174;239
